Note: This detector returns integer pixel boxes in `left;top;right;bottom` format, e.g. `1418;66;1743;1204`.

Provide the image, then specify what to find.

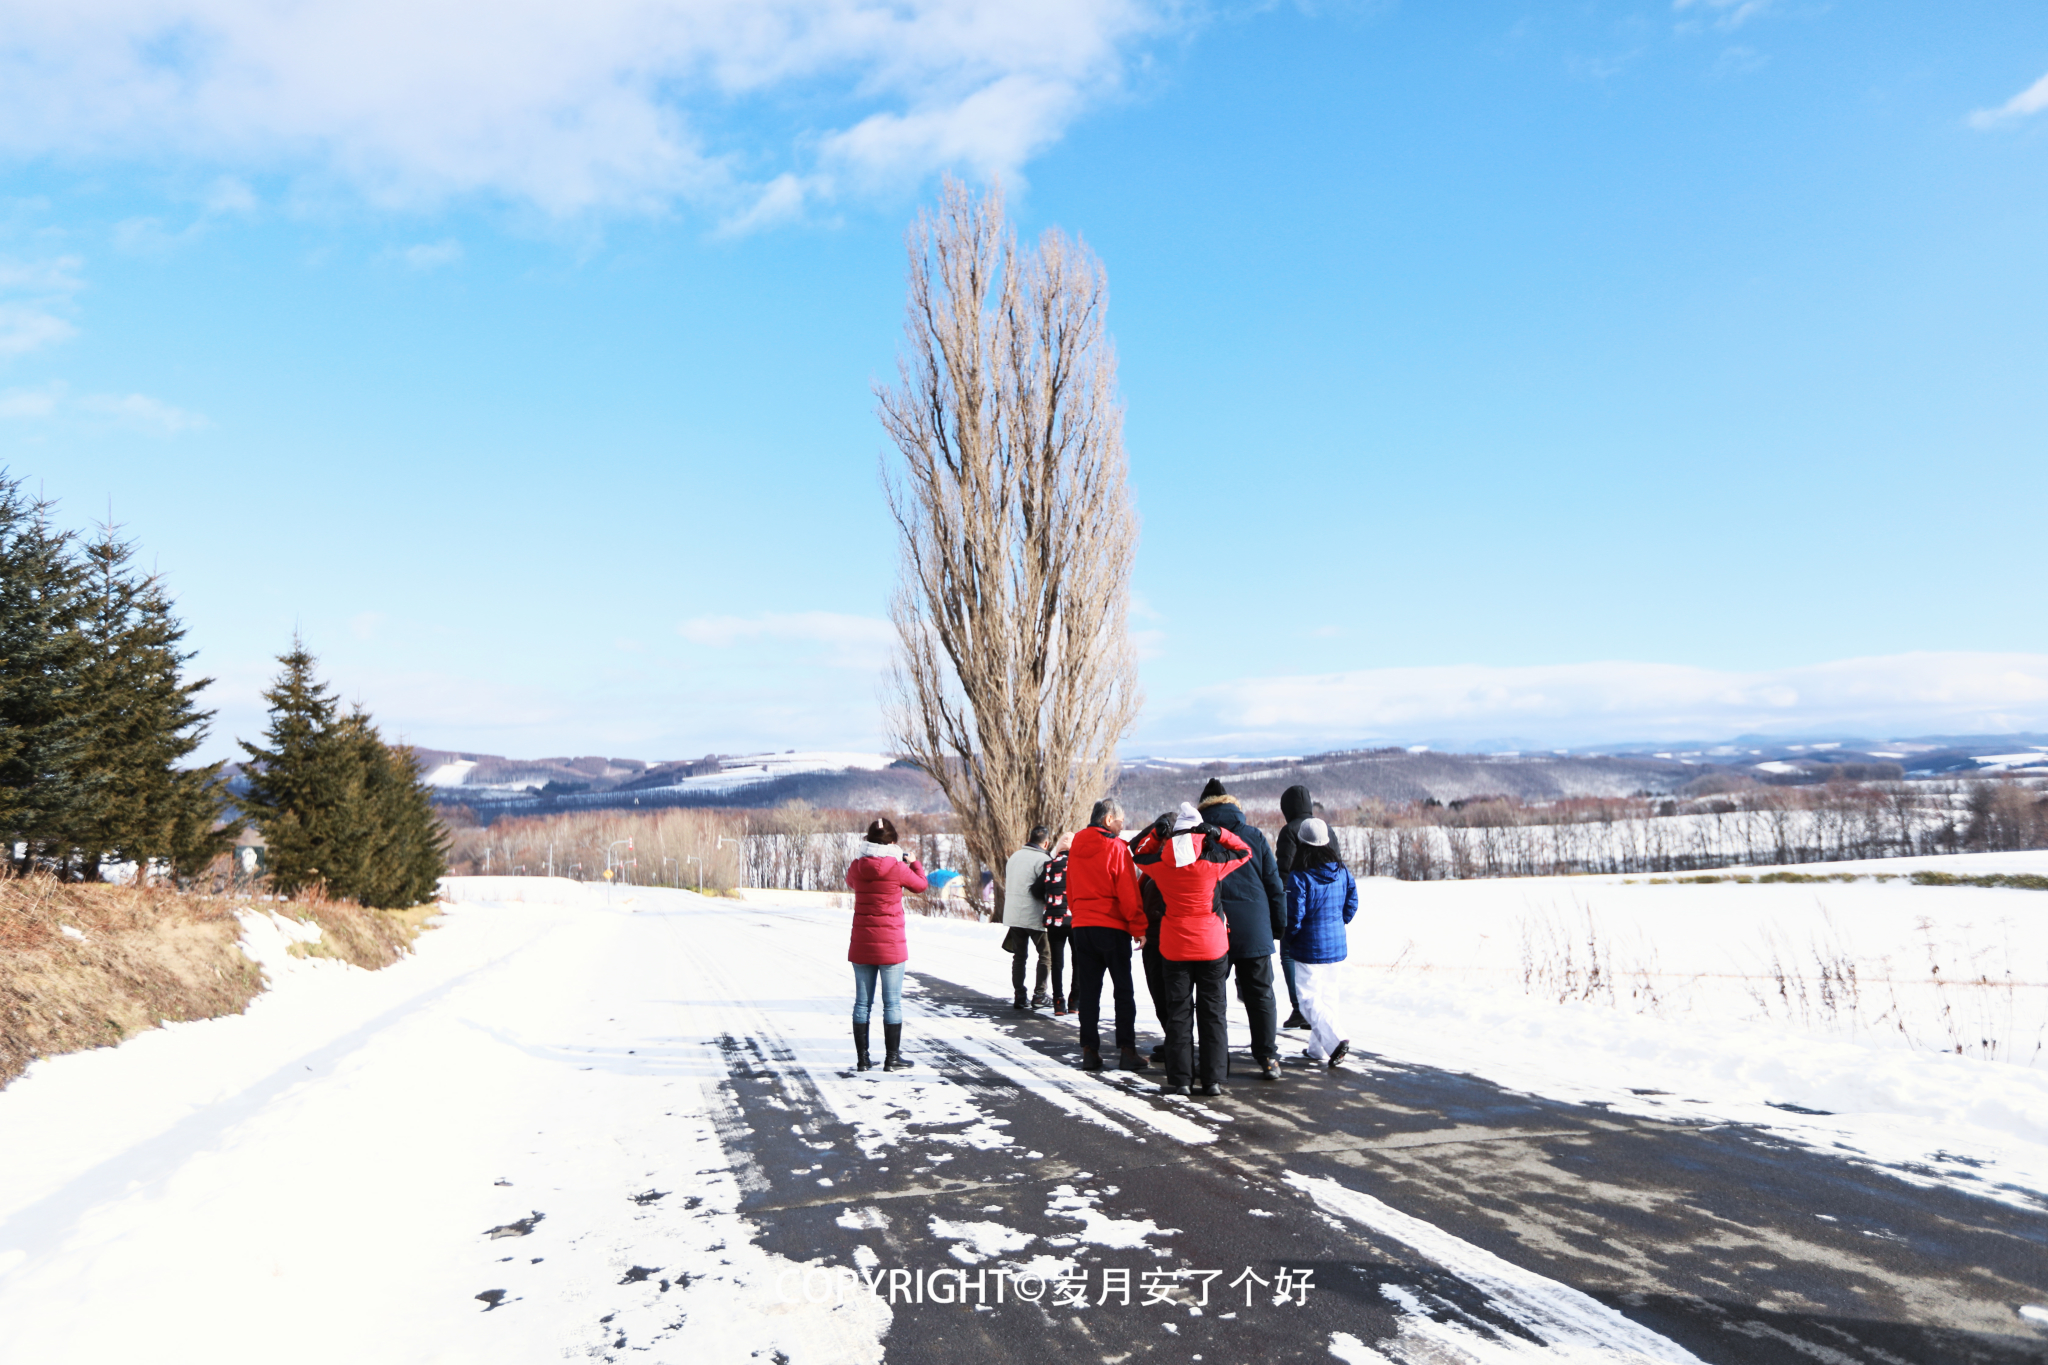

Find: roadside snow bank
1347;851;2048;1065
0;893;889;1364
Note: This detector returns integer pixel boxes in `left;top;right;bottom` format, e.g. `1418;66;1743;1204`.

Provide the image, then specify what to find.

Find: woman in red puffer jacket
1129;803;1251;1095
845;816;928;1073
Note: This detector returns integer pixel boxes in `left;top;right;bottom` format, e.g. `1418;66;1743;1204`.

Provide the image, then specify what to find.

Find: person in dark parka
1273;784;1316;1030
1194;777;1287;1080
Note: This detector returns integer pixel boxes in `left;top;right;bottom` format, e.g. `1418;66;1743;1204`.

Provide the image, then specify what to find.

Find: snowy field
0;857;2044;1362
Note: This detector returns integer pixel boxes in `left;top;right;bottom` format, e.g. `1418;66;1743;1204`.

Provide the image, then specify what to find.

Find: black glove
1151;811;1177;839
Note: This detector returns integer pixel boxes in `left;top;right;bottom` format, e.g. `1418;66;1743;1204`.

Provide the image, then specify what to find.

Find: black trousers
1142;931;1167;1030
1229;952;1280;1065
1161;954;1231;1088
1009;930;1049;998
1068;925;1137;1052
1047;925;1071;999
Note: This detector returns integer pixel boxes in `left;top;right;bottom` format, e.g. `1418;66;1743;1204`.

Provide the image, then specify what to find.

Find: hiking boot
852;1020;872;1072
882;1023;916;1070
1328;1040;1350;1069
1197;1082;1223;1097
1149;1042;1166;1062
1079;1047;1105;1072
1012;992;1030;1011
1052;994;1068;1015
1258;1057;1282;1081
1282;1010;1308;1030
1118;1046;1150;1072
1161;1083;1190;1096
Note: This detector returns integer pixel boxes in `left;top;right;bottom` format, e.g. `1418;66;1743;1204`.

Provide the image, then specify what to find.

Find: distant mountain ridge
412;734;2048;822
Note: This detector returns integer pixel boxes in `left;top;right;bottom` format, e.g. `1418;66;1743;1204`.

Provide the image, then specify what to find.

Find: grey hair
1090;798;1124;827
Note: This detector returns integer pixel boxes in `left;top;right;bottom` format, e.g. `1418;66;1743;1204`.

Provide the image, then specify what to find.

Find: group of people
841;780;1358;1097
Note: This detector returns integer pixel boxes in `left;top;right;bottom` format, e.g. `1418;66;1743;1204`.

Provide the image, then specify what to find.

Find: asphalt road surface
687;907;2048;1365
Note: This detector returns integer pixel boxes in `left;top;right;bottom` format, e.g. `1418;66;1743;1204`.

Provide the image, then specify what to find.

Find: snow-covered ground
1324;852;2048;1210
2;856;2044;1361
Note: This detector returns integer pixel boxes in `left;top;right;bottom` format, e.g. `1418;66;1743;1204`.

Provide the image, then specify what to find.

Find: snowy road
2;885;2044;1364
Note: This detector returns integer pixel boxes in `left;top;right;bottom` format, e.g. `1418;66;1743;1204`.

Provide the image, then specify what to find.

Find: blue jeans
852;962;905;1025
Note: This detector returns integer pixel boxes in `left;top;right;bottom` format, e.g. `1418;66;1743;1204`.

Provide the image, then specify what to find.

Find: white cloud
1141;652;2048;750
0;380;209;432
1673;0;1771;30
0;0;1168;218
0;253;83;355
0;382;60;417
1970;70;2048;129
112;177;260;253
398;239;463;270
678;610;894;669
203;176;258;215
75;391;210;432
0;303;76;354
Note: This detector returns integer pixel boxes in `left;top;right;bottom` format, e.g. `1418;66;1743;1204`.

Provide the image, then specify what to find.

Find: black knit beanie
1199;777;1229;802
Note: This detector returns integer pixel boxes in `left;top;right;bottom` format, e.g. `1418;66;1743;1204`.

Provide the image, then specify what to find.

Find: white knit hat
1171;802;1201;832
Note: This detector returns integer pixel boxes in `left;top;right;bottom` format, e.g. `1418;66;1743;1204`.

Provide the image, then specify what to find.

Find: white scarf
860;841;902;861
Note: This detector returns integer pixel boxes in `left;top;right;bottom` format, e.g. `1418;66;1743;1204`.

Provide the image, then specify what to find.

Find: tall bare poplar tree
879;178;1141;915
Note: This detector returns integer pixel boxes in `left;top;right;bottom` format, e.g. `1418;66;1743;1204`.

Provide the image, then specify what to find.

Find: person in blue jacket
1282;817;1357;1068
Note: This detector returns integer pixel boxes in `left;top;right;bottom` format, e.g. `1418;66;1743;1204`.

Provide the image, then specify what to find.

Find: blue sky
9;0;2048;762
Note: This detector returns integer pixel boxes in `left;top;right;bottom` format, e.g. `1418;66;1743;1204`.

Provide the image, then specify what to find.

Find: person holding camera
1129;803;1252;1096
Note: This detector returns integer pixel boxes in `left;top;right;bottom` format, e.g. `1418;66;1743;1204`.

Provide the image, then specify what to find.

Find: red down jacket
1065;825;1146;938
1128;822;1252;962
846;854;928;965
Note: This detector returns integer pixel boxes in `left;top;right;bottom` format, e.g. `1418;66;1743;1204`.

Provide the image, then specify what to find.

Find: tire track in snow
665;904;1218;1155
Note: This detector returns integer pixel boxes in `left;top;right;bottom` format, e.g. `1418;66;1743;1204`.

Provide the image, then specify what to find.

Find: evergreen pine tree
385;741;450;906
129;569;240;879
70;523;240;881
0;472;87;870
239;639;355;897
333;708;448;907
239;645;445;906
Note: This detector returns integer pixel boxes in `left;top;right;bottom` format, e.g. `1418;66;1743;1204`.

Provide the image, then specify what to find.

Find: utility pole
717;834;743;890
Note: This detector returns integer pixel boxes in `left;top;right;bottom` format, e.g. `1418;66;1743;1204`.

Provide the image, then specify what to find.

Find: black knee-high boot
882;1022;915;1070
852;1019;872;1071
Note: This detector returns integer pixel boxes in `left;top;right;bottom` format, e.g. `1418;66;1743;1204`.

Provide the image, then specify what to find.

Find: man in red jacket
1064;798;1151;1072
1130;803;1252;1095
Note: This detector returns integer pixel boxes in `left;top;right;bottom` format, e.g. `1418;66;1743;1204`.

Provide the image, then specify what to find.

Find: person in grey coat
1001;826;1053;1011
1194;778;1287;1080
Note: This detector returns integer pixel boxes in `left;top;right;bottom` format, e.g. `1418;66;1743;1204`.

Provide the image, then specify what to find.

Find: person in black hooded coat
1272;784;1316;1030
1194;777;1286;1079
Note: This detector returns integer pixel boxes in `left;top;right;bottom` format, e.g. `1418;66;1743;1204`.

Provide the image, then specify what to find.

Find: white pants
1293;959;1346;1061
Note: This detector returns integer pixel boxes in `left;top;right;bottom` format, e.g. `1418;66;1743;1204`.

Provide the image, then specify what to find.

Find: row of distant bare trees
1335;779;2046;879
439;778;2046;891
442;803;969;895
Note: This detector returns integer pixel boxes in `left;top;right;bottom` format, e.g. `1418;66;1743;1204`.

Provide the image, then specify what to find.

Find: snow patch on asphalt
1045;1183;1178;1252
929;1216;1035;1262
1289;1173;1703;1363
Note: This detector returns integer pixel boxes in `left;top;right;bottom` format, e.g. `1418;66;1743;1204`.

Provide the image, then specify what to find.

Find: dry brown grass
0;874;437;1089
282;890;437;968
